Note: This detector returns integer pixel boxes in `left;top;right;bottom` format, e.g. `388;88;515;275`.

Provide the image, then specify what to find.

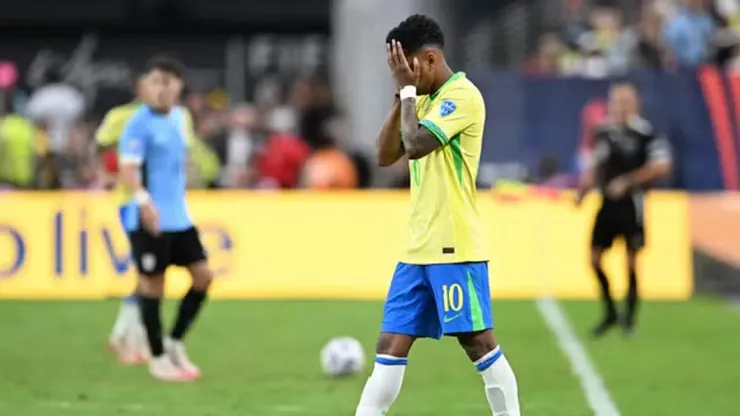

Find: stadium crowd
2;0;739;192
522;0;740;77
0;72;371;191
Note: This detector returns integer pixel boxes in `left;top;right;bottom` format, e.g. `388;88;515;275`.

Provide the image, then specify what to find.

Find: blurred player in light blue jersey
118;56;213;382
355;15;520;415
102;74;199;365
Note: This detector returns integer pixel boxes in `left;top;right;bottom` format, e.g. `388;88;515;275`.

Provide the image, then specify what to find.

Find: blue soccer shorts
380;261;493;339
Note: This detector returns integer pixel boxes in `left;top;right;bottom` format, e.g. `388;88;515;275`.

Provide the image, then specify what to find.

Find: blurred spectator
253;77;283;113
573;33;611;78
57;122;102;189
210;103;260;188
531;154;577;188
632;3;668;69
592;7;630;74
663;0;716;66
299;95;359;190
185;91;210;122
522;33;565;75
570;7;625;77
34;123;61;189
295;77;337;149
289;77;315;114
715;0;740;33
25;68;86;154
0;95;35;188
709;0;740;68
302;146;359;189
257;106;310;189
324;115;372;188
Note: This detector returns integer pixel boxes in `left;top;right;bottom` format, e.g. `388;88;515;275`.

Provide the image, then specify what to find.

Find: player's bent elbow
377;151;401;167
378;160;395;167
653;161;672;178
377;155;394;167
405;148;425;160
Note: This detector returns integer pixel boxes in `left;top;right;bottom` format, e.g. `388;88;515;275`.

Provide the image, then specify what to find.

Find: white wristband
134;190;150;205
399;85;417;100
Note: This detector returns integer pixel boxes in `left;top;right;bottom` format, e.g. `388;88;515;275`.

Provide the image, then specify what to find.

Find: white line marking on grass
536;297;621;416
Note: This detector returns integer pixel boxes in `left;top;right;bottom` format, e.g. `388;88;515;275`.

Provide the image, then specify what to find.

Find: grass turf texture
0;299;738;415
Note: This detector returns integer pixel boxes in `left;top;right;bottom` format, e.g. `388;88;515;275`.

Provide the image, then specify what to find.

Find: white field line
536;297;621;416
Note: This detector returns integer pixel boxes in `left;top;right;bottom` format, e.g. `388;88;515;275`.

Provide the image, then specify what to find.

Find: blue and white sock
110;291;141;339
123;291;139;304
355;355;407;416
475;346;521;416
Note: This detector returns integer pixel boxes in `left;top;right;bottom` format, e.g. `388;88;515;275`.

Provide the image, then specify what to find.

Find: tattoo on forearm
399;98;440;159
400;98;420;151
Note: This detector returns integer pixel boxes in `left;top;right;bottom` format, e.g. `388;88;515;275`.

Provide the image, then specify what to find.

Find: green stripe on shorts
467;270;486;331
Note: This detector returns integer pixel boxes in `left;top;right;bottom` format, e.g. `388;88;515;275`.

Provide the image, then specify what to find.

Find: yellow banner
0;191;691;299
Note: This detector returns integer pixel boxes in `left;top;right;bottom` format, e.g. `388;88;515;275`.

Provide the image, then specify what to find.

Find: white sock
355;355;407;416
110;301;140;339
476;346;521;416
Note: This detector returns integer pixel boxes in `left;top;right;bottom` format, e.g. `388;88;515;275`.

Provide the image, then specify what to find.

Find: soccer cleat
108;334;147;365
149;355;196;382
107;323;150;365
165;338;202;379
591;315;619;338
622;318;637;339
129;324;152;363
108;301;149;364
623;324;637;339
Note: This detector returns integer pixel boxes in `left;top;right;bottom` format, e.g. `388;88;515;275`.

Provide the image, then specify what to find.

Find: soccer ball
320;337;366;377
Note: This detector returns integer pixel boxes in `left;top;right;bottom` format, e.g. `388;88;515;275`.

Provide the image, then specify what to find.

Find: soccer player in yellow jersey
98;75;151;365
96;77;146;150
355;15;521;416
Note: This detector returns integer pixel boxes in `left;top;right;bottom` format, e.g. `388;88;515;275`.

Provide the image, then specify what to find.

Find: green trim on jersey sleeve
419;119;449;146
449;134;464;186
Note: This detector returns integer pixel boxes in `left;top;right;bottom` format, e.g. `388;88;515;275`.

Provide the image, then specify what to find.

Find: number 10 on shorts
442;283;464;312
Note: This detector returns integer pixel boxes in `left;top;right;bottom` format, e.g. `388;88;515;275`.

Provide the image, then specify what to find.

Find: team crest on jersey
141;253;157;272
439;100;456;117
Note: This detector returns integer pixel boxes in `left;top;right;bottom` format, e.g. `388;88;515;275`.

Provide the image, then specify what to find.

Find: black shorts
591;197;645;252
127;226;207;276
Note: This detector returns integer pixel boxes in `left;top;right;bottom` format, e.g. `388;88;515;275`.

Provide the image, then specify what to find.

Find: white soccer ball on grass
320;337;366;377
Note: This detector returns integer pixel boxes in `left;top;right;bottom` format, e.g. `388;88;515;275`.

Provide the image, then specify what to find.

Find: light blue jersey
118;105;192;232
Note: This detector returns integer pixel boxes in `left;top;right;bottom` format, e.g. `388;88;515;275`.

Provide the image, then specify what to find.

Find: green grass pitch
1;299;739;415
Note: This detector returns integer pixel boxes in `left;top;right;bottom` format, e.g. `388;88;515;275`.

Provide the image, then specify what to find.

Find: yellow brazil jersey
403;72;487;265
95;102;141;148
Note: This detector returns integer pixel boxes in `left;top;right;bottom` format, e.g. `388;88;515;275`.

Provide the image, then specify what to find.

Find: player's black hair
610;78;640;93
145;55;184;79
385;14;445;53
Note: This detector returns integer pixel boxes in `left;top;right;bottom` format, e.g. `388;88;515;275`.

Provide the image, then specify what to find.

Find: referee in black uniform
576;81;672;338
